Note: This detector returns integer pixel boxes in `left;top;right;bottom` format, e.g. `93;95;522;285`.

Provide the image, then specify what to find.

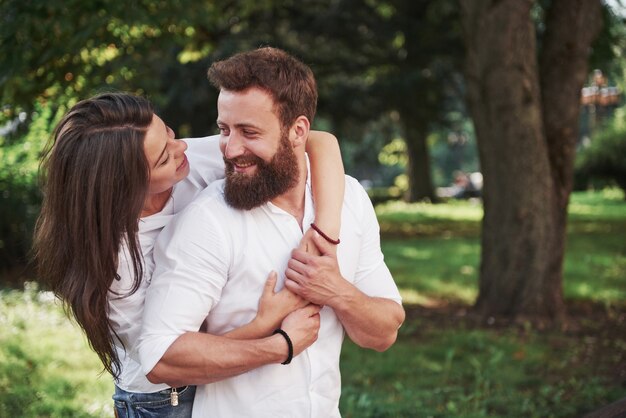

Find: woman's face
143;114;190;195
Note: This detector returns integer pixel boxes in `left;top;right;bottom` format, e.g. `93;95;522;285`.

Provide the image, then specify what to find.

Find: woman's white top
108;136;223;392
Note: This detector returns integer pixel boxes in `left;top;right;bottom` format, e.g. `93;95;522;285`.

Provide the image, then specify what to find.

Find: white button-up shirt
139;164;402;417
108;136;224;392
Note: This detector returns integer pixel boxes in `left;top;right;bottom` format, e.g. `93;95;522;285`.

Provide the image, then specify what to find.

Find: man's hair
207;47;317;129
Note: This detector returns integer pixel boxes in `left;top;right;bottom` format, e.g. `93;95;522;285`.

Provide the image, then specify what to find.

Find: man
139;47;405;417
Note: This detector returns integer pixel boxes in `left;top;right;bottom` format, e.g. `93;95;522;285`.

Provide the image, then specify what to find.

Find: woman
33;93;344;417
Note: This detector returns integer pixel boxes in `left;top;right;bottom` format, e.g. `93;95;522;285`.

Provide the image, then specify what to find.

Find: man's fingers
287;257;311;277
312;232;335;257
291;247;312;263
284;278;303;294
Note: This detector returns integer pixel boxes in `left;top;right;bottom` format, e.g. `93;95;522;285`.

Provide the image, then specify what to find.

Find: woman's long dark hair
34;93;153;378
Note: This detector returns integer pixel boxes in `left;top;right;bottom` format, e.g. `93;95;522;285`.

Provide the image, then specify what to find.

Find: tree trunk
539;0;603;320
400;111;437;202
461;0;561;321
461;0;603;323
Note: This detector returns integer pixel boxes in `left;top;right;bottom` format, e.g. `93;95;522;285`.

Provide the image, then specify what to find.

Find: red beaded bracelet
310;223;340;245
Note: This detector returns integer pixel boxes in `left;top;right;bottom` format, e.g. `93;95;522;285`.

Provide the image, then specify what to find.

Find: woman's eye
160;154;170;166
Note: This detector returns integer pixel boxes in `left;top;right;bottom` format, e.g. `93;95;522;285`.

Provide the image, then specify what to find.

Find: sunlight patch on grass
398;288;452;307
430;281;477;304
568;188;626;221
574;283;593;297
376;199;483;222
600;188;625;200
399;246;433;260
0;283;112;417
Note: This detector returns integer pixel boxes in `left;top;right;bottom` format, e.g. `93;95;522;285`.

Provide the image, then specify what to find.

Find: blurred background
1;0;625;417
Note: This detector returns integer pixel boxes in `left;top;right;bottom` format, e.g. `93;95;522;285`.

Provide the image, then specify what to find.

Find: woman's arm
222;272;308;339
147;305;322;387
301;130;344;255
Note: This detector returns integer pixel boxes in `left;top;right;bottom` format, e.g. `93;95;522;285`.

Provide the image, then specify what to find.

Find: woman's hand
254;271;310;333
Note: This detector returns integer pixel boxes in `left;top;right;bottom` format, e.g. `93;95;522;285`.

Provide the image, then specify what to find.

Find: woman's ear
290;116;311;148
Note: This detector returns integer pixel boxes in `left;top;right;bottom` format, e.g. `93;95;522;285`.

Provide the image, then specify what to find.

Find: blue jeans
113;385;196;418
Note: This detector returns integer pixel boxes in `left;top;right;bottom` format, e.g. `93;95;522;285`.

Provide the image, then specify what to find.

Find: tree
460;0;603;322
227;0;464;201
0;0;250;133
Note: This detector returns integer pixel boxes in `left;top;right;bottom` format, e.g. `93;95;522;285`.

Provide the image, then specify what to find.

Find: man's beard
223;132;299;210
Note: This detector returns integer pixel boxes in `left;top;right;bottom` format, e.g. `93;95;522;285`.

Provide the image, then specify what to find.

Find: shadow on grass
340;300;626;418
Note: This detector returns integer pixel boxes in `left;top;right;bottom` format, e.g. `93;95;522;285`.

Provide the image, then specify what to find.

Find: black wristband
273;329;293;365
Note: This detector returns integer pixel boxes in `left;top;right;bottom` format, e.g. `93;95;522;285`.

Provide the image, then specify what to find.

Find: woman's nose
172;138;188;154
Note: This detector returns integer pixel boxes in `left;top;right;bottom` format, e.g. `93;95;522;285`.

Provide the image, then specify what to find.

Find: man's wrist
327;279;358;313
266;333;292;364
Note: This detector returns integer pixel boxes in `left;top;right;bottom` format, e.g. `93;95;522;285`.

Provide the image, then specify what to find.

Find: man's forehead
217;89;279;125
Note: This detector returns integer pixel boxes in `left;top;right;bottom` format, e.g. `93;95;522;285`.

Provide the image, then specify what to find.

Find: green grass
0;283;113;417
383;237;480;305
340;323;625;417
337;188;626;417
378;188;626;305
1;189;624;417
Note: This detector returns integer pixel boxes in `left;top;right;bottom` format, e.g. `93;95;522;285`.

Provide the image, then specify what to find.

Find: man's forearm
146;332;288;387
332;287;405;352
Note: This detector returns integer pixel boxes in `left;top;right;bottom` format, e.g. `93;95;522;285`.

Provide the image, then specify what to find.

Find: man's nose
224;134;244;160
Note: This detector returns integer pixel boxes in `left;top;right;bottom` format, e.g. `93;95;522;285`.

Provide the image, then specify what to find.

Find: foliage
0;102;64;270
576;108;626;195
589;3;626;91
0;0;472;202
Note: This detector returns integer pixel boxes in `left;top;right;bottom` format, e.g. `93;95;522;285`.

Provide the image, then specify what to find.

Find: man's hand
297;226;338;256
279;304;321;357
285;232;352;307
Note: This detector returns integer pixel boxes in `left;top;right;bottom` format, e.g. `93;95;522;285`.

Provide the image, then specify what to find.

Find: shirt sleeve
349;178;402;304
137;192;231;375
184;136;225;185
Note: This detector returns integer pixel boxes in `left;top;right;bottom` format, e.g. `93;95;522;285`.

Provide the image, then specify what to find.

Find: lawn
1;189;624;417
339;188;626;417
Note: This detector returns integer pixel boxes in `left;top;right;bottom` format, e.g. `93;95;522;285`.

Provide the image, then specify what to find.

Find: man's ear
290;116;310;148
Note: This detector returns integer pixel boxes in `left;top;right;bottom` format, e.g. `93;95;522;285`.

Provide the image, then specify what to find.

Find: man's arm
285;234;404;352
285;179;404;351
147;304;321;387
